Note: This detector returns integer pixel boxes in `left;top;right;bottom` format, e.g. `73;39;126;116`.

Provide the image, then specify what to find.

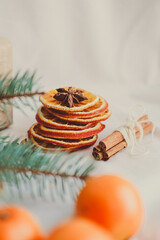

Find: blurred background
0;1;160;239
0;0;160;88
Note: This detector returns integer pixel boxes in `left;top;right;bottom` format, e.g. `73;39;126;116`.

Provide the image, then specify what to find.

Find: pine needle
0;71;44;127
0;137;95;202
0;71;44;100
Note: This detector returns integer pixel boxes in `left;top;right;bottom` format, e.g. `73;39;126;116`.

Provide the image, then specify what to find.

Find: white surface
0;0;160;239
2;83;160;239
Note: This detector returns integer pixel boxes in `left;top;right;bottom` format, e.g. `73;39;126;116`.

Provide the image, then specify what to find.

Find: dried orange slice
47;97;108;118
29;123;98;148
36;106;96;130
47;109;112;124
29;135;89;152
38;122;105;139
40;87;99;112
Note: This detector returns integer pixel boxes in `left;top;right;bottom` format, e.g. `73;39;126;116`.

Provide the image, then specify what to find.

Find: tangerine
0;205;44;240
76;175;143;240
48;217;113;240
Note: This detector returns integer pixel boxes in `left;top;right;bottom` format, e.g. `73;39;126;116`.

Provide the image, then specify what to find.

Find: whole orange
0;205;44;240
76;175;143;240
48;217;113;240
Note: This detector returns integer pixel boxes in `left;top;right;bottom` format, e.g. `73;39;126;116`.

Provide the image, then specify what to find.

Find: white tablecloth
1;82;160;239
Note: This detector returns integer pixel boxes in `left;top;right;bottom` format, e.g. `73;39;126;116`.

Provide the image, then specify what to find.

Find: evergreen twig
0;137;94;202
0;71;44;98
0;71;44;126
0;92;44;101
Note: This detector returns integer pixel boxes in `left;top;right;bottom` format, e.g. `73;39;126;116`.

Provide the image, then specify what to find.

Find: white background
0;1;160;239
0;0;160;87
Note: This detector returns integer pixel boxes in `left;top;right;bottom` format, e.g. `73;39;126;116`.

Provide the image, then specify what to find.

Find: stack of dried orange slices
28;87;111;151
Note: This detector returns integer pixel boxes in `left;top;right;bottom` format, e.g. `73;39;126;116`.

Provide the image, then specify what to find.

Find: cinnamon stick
93;115;153;161
99;115;148;151
106;122;153;159
92;150;103;160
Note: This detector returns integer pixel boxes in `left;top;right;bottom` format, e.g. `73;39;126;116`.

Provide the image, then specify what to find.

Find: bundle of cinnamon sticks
92;115;153;161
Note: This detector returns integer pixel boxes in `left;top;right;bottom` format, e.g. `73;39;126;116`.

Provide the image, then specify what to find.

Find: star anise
53;87;88;108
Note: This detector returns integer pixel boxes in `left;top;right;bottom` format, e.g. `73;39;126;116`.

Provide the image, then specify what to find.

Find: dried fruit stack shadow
28;87;111;151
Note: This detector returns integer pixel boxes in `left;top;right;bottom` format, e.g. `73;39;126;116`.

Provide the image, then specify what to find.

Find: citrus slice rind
29;134;90;152
47;97;108;118
38;122;105;139
29;123;98;148
47;109;112;124
36;106;96;130
40;87;99;112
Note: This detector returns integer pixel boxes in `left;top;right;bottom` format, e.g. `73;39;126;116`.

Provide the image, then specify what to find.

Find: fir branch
0;167;86;180
0;71;44;126
0;137;94;202
0;91;44;101
0;71;44;98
